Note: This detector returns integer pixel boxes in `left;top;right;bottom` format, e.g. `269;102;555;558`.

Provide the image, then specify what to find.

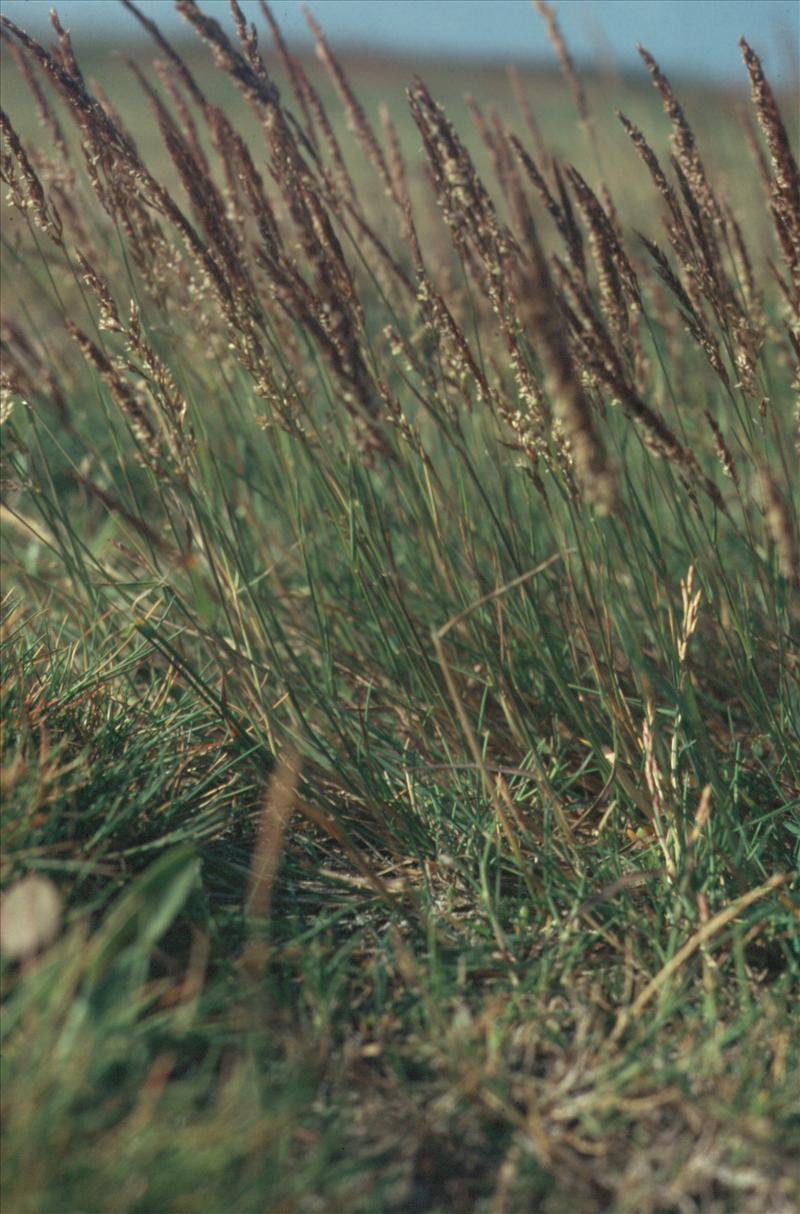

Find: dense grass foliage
1;2;798;1210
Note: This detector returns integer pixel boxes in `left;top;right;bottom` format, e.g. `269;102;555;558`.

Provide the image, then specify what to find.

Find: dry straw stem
121;0;206;109
292;796;408;910
259;0;318;150
244;750;300;924
303;5;398;206
303;63;357;202
611;873;788;1041
239;750;299;981
4;35;70;161
507;64;548;165
533;0;593;141
726;204;762;314
575;868;661;919
761;467;800;586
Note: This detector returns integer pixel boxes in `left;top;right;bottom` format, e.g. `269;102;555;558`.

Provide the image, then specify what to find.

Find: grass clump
1;2;798;1210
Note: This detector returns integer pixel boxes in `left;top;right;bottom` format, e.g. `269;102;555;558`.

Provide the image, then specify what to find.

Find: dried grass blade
245;749;300;924
611;873;788;1040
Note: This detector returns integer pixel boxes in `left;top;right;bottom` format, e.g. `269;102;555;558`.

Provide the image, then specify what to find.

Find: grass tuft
1;2;798;1209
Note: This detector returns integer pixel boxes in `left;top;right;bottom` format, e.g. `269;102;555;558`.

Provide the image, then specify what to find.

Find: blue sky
1;0;797;85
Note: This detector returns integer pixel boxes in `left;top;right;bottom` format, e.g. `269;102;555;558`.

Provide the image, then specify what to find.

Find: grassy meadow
1;2;799;1211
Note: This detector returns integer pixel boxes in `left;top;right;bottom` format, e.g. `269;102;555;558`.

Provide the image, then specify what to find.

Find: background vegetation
1;2;798;1210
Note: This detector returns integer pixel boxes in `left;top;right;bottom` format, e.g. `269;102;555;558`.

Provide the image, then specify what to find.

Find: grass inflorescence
1;2;798;1210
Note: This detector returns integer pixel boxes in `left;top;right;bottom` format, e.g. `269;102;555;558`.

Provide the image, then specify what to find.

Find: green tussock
1;2;798;1211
